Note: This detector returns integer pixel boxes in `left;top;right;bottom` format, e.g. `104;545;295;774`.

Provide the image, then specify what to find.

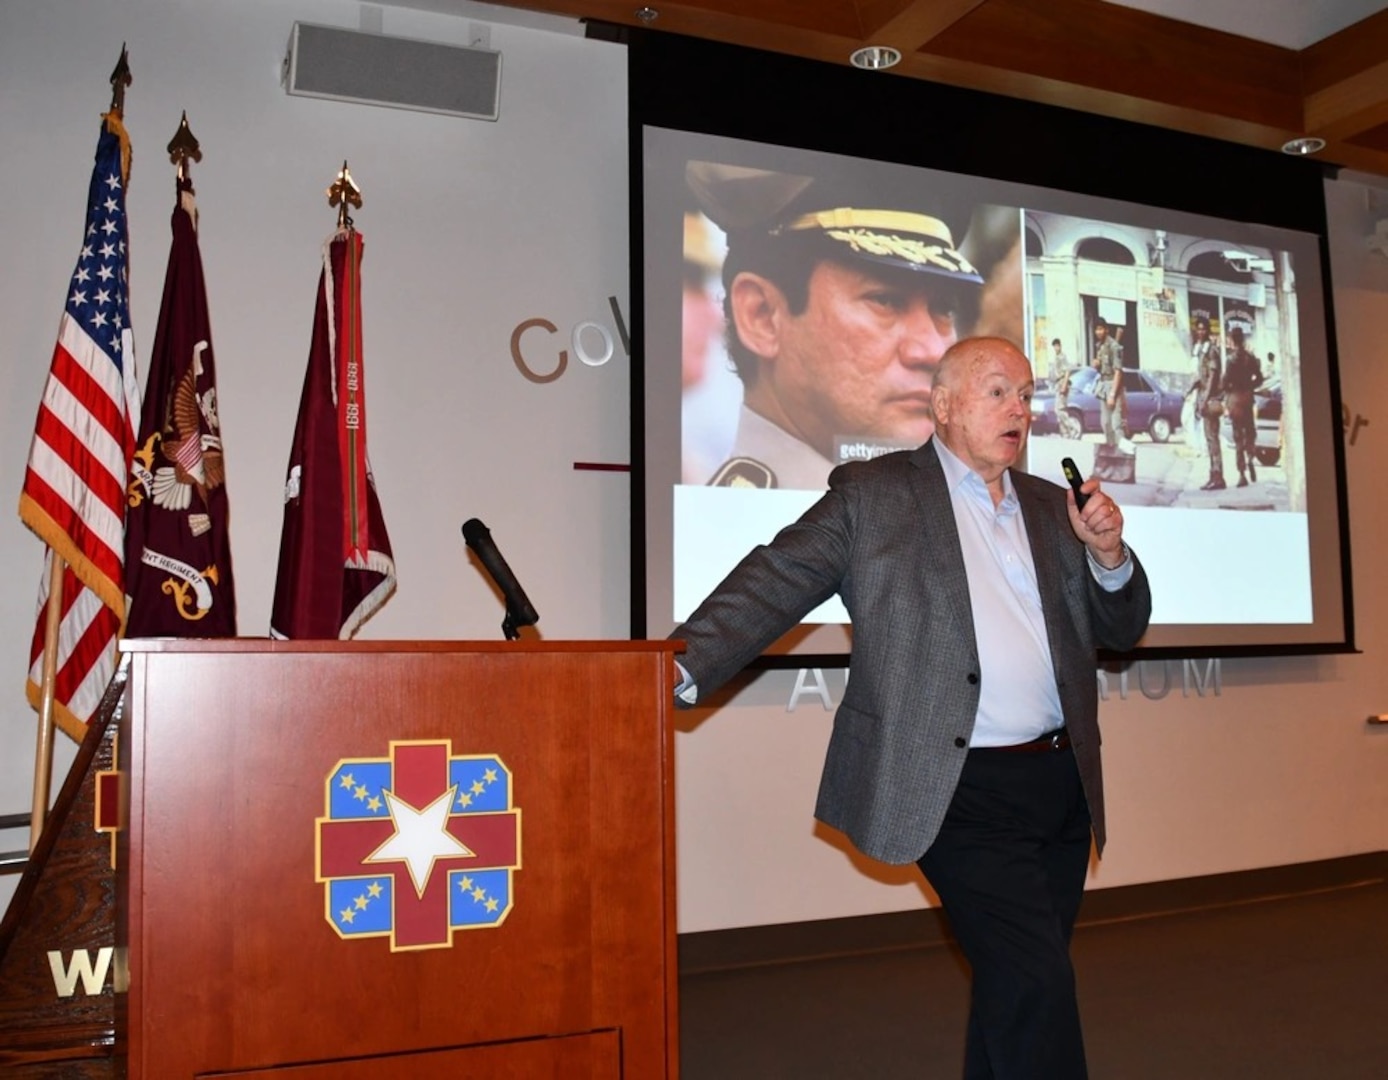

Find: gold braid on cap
772;208;978;276
776;208;953;244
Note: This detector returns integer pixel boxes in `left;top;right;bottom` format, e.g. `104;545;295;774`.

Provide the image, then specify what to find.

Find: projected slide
641;127;1347;659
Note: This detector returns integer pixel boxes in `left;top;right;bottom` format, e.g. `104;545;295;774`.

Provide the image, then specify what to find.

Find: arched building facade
1023;211;1294;394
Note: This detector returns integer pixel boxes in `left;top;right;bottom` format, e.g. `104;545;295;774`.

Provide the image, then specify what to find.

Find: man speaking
674;336;1152;1077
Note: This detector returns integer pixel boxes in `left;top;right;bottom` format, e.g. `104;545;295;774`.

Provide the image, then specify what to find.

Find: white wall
0;0;630;911
2;0;1384;935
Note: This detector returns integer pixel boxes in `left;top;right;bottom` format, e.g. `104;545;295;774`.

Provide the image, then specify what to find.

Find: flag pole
20;45;137;830
28;47;131;850
29;553;66;850
167;109;201;181
327;160;361;230
109;43;131;113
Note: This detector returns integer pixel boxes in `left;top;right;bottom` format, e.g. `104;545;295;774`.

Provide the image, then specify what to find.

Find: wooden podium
117;639;681;1079
0;667;126;1078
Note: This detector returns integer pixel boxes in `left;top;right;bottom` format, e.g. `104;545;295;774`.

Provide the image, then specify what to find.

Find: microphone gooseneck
461;518;539;640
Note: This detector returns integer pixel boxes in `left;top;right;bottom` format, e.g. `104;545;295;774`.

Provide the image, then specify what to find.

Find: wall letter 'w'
47;947;113;997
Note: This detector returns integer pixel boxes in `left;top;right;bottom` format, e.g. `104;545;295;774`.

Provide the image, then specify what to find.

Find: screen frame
623;26;1355;665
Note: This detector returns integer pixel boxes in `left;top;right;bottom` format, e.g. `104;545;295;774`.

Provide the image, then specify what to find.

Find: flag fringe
18;493;127;620
25;678;89;743
102;109;132;187
345;548;396;577
320;227;352;409
339;566;398;641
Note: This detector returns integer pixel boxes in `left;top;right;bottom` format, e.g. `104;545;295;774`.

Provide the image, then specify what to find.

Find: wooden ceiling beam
921;0;1303;133
1305;60;1388;143
895;50;1302;151
527;0;865;39
470;0;1388;175
855;0;989;51
1300;7;1388;93
509;0;867;55
1298;12;1388;147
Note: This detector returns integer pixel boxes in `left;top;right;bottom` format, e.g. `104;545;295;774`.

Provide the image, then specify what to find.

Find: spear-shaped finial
167;111;202;183
327;160;363;229
109;44;132;113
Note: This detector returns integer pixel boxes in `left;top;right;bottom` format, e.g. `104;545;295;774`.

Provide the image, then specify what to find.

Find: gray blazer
674;440;1152;865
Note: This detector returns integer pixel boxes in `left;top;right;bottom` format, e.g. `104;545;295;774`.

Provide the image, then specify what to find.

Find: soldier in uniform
1187;316;1226;490
1049;337;1069;384
1051;337;1082;440
1222;326;1264;487
688;163;986;490
1091;320;1123;446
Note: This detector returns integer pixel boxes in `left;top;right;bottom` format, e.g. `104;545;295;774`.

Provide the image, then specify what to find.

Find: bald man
673;337;1152;1078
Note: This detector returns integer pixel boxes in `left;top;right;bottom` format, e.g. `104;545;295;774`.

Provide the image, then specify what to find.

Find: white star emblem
104;172;121;190
70;289;87;307
365;786;474;897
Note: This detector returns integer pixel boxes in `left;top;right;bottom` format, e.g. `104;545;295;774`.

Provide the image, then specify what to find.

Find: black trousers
917;743;1092;1080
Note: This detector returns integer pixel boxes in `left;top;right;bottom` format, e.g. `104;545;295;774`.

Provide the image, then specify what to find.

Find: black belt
978;728;1070;754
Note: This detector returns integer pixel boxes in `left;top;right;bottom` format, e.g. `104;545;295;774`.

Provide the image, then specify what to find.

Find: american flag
17;112;140;738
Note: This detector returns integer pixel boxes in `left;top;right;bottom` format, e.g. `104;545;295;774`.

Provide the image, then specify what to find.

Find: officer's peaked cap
686;160;983;286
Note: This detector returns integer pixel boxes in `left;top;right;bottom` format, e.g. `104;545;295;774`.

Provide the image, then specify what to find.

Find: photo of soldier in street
1022;209;1301;514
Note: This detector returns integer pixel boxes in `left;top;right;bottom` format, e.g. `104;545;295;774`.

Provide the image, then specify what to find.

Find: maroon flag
270;227;396;639
124;177;237;636
18;112;139;738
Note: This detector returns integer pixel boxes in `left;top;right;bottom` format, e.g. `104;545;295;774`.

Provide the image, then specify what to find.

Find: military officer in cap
688;163;986;489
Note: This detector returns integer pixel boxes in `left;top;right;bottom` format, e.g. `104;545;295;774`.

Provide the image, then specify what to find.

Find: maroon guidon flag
17;111;140;739
270;226;396;639
124;175;237;636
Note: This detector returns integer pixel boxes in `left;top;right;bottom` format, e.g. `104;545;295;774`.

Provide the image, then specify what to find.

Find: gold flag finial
327;160;362;230
167;111;202;183
109;44;132;114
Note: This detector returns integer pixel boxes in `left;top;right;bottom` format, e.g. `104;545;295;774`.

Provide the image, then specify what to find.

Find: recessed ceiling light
1281;136;1326;156
635;6;658;22
850;45;901;71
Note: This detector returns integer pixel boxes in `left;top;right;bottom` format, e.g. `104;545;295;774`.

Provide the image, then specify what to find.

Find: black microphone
461;518;539;640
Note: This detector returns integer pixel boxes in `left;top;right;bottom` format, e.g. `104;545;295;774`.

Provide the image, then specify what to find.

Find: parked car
1220;376;1283;466
1031;366;1185;443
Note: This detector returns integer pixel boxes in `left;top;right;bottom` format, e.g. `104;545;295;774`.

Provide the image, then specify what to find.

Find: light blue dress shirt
931;439;1131;746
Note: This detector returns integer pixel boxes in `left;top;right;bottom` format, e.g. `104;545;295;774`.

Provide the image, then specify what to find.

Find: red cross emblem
316;740;521;950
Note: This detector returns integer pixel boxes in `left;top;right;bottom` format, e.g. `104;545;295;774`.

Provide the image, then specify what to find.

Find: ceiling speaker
284;22;501;121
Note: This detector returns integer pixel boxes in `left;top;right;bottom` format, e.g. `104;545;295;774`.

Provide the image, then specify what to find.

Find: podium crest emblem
315;739;522;950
